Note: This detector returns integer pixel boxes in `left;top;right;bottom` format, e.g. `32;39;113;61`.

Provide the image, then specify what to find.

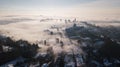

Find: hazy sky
0;0;97;9
0;0;120;20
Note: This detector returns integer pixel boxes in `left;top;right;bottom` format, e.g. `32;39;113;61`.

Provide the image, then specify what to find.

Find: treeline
0;35;39;65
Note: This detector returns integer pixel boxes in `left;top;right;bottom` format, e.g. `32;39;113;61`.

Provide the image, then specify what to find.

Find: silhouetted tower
73;18;77;22
60;41;64;48
56;38;59;43
59;52;65;67
72;50;77;67
0;45;3;53
44;40;47;45
73;23;77;27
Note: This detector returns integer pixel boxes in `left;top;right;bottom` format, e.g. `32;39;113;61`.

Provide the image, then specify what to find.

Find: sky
0;0;120;20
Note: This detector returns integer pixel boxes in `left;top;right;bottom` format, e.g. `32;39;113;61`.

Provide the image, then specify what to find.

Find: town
0;17;120;67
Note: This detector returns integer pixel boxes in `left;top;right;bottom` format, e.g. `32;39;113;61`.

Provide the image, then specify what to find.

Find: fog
0;15;84;55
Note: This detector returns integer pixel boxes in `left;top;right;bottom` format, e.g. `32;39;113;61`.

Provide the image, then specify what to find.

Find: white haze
0;15;84;55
